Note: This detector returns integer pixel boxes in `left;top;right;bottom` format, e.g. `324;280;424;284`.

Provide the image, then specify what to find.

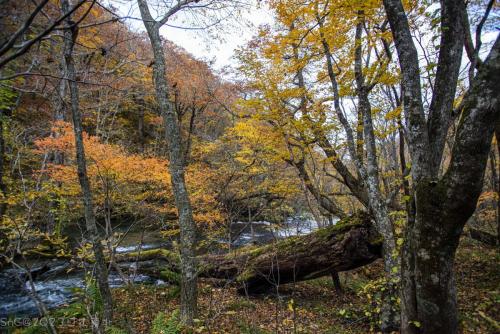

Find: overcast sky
109;0;273;73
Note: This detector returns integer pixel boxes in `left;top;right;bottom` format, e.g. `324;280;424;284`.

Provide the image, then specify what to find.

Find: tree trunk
138;106;145;153
400;186;461;334
360;90;400;332
495;123;500;245
488;148;499;246
330;270;343;294
46;40;67;236
0;112;7;218
61;0;113;326
399;37;500;334
383;0;499;331
137;0;198;325
354;12;399;332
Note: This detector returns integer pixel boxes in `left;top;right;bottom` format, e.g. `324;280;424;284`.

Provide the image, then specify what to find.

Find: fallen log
201;212;382;293
115;212;382;293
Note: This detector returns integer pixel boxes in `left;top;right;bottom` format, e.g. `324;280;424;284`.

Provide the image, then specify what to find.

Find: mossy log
201;212;382;293
115;213;382;293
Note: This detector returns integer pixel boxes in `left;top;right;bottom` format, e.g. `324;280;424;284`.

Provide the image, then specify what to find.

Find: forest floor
50;238;500;333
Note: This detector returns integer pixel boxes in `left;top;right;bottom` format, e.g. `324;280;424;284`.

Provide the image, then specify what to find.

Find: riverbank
7;237;498;334
0;216;323;318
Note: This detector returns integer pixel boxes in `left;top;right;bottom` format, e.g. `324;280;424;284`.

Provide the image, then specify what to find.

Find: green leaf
411;320;422;328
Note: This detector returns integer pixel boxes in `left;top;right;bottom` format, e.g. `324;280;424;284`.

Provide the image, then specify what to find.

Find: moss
115;248;179;264
157;249;180;263
335;212;370;228
198;261;216;273
160;268;181;284
237;268;255;282
245;244;271;258
237;212;370;263
24;234;71;259
369;236;384;246
415;178;448;210
272;235;303;254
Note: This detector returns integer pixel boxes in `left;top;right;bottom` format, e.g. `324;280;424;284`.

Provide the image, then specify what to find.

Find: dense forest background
0;0;498;333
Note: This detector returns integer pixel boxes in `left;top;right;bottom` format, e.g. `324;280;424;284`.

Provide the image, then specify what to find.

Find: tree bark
495;123;500;245
330;270;343;294
488;149;499;245
60;0;113;326
383;0;431;184
137;0;198;325
354;12;399;332
0;111;7;218
402;36;499;334
427;0;465;177
383;1;499;333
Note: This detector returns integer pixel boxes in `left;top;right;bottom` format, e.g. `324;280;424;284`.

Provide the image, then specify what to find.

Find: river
0;215;334;318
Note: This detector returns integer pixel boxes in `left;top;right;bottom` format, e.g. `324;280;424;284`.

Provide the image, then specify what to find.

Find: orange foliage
34;121;221;225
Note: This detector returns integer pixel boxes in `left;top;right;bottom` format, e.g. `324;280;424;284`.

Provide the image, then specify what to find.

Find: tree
136;0;244;324
382;0;499;333
34;121;223;226
236;1;404;329
0;0;88;70
136;0;201;324
60;0;113;327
